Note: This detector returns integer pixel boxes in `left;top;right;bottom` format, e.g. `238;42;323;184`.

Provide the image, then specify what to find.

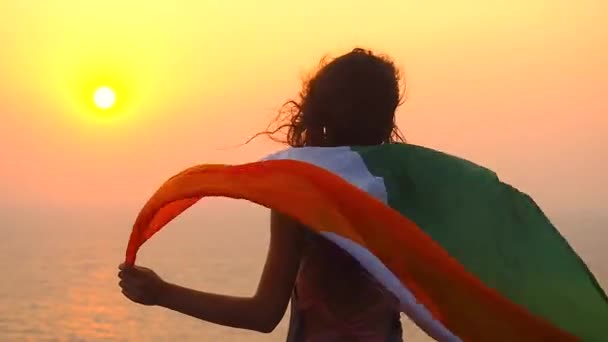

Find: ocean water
0;202;606;341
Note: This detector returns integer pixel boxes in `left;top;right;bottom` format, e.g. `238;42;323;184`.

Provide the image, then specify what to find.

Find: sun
93;86;116;109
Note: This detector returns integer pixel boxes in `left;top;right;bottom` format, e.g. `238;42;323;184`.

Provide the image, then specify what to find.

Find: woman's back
288;232;403;341
265;48;406;341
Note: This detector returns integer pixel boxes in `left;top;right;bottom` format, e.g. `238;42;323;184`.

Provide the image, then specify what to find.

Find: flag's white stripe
263;147;459;341
322;232;460;342
262;146;388;203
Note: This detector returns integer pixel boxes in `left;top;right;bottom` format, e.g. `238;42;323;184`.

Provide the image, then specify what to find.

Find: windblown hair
253;48;406;147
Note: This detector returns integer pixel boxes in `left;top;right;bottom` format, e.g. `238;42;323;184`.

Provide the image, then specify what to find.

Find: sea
0;201;606;341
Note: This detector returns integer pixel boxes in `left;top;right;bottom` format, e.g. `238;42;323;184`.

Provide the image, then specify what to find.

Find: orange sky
0;0;606;220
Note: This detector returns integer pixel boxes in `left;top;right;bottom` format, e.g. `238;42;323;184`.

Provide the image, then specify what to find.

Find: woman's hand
118;263;168;306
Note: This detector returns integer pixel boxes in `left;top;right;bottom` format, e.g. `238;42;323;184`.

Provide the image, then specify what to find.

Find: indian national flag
126;144;608;341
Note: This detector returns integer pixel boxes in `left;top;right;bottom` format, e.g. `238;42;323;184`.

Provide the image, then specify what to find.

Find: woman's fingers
119;280;144;302
118;277;146;290
118;262;133;271
121;289;142;303
118;279;136;289
118;269;137;280
118;268;146;283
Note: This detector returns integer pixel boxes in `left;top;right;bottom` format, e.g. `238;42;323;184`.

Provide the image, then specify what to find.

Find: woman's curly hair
254;48;405;147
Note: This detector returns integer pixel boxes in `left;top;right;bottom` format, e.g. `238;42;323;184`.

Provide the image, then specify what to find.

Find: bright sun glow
93;86;116;109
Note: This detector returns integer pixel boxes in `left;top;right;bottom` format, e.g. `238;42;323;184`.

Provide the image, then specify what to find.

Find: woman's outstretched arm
118;210;305;333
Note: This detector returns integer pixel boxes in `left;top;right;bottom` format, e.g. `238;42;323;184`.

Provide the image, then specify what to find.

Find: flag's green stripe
353;143;608;341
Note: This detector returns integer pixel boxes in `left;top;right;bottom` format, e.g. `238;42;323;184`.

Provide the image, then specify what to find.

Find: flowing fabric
125;144;607;341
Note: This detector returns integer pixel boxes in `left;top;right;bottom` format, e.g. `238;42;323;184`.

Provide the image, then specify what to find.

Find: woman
119;48;407;341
